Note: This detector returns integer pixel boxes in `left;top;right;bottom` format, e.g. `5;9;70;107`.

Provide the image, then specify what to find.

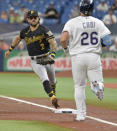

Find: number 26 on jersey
81;32;98;45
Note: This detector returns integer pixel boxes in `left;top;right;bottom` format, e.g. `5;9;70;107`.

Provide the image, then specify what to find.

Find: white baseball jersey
62;16;111;56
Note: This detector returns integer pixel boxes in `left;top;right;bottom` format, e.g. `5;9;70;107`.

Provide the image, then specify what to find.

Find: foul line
0;95;117;127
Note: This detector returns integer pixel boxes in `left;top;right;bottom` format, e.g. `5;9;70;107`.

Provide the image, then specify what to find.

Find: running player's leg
87;54;104;100
82;87;86;117
71;55;87;121
46;64;57;95
31;60;59;108
30;60;54;98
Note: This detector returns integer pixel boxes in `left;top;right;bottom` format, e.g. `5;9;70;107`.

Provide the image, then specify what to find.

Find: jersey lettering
82;22;95;29
81;32;98;45
90;32;98;45
81;32;89;45
40;43;45;50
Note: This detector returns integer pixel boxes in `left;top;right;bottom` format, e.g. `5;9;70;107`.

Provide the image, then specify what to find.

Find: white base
52;108;78;114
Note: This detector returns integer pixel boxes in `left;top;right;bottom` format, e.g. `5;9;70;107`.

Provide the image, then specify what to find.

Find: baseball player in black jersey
5;10;59;109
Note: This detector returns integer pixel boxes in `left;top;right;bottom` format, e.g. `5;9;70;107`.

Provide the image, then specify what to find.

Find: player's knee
74;81;86;88
43;80;56;89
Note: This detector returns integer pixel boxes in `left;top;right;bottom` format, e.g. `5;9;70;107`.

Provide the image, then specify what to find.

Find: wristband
9;45;15;52
50;51;56;58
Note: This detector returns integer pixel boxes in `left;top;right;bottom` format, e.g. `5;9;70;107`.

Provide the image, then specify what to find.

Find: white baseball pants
71;53;103;117
30;59;56;85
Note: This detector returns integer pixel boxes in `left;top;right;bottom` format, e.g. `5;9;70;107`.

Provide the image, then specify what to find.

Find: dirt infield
0;71;117;130
0;97;117;131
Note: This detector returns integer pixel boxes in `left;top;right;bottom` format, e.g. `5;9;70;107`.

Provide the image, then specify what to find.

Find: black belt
31;56;35;60
31;53;49;60
31;56;43;60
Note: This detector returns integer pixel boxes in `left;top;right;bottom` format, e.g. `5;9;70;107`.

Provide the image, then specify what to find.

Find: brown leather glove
36;56;55;65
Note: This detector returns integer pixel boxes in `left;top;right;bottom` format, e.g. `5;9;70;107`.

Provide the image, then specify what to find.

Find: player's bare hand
5;51;10;59
50;55;54;60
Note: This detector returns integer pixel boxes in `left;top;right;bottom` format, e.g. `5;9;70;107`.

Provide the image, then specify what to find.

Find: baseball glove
36;56;55;65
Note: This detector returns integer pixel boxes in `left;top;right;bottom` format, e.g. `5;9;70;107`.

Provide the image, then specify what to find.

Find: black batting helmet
80;0;94;15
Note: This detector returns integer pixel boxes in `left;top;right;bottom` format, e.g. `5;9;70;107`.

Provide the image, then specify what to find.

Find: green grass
86;86;117;110
0;73;117;130
0;73;117;110
100;78;117;83
57;77;117;110
0;73;44;97
0;120;75;131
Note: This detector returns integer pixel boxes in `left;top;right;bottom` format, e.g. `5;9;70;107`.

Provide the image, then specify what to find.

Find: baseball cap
27;10;38;18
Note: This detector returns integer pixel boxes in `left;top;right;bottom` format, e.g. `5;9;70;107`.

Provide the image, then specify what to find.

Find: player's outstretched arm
48;38;58;52
48;38;58;59
5;35;21;59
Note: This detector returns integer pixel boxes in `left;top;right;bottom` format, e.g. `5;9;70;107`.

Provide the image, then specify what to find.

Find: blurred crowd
0;2;60;24
0;5;26;23
0;3;60;24
0;0;117;53
0;0;117;25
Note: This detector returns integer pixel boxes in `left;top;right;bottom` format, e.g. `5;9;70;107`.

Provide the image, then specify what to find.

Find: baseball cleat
51;95;60;109
96;89;104;100
82;112;86;118
91;81;104;100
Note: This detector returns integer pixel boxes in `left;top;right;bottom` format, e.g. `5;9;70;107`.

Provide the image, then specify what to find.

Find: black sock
43;80;54;97
51;84;56;95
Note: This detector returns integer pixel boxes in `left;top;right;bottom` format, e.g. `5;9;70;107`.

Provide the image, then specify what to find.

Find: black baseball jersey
20;25;54;56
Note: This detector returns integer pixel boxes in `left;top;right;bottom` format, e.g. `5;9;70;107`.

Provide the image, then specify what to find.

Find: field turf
0;73;117;131
0;120;75;131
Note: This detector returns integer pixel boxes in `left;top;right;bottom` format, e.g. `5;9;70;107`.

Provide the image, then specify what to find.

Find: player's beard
30;20;39;27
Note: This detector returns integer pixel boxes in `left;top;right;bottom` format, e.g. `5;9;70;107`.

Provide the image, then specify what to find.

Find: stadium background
0;0;117;74
0;0;117;131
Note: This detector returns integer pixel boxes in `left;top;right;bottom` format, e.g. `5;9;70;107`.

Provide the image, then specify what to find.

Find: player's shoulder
20;26;30;39
39;25;49;32
70;16;80;22
65;16;80;25
20;26;30;34
90;16;103;24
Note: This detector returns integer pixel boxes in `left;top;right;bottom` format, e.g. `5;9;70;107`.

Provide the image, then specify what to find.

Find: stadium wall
0;23;117;77
0;50;3;71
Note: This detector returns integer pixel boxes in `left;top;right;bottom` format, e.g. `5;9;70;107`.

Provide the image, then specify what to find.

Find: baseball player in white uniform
60;0;111;121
